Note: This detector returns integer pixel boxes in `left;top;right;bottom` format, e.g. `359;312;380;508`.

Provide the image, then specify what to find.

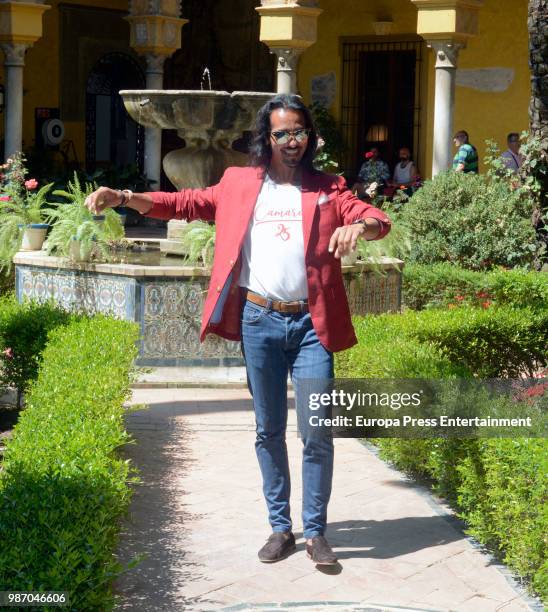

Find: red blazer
145;166;391;352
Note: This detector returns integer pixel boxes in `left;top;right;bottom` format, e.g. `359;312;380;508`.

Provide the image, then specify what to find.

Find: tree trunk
528;0;548;147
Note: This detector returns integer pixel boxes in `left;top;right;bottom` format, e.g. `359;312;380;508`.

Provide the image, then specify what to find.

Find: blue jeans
240;299;334;539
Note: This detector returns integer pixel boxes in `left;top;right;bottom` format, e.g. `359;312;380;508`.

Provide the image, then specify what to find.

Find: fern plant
0;153;54;272
178;221;216;266
46;173;125;261
356;216;410;275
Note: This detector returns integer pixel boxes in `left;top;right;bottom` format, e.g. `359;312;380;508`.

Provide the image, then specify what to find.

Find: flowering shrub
396;170;542;270
0;153;53;272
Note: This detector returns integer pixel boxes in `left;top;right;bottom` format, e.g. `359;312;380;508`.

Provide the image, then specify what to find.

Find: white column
271;48;302;94
144;54;165;190
1;44;28;160
428;41;463;175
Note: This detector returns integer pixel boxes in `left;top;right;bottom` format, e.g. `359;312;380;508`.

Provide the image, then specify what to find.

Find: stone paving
113;388;539;612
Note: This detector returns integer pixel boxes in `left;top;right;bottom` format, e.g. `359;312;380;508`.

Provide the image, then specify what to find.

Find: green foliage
402;263;548;311
178;221;216;266
0;153;54;272
399;170;542;270
0;315;139;610
409;306;546;378
357;217;411;269
86;163;155;193
46;173;125;260
310;103;345;173
338;306;547;379
457;439;547;599
0;295;72;405
0;269;15;297
336;306;547;599
335;312;470;379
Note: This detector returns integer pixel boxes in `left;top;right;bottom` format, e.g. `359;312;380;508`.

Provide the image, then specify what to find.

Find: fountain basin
120;90;275;134
14;249;403;367
120;90;275;190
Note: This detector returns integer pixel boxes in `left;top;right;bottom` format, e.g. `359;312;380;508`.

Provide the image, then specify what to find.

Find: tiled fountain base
14;251;402;368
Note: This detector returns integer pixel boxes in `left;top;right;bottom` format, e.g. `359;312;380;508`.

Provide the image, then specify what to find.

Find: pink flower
365;151;374;159
24;178;38;190
455;295;465;302
0;196;10;201
2;347;13;359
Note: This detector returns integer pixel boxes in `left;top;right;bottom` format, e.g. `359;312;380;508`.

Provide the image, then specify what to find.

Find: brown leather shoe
258;531;296;563
306;536;338;565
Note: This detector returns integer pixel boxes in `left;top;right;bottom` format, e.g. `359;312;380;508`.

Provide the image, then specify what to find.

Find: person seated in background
390;146;419;189
352;147;390;198
452;130;479;173
500;132;523;174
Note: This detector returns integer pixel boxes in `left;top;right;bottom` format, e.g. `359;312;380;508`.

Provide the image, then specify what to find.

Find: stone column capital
271;47;303;74
1;43;28;67
427;40;464;69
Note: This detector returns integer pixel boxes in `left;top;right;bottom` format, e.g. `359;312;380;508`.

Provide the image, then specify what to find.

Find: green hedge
403;264;548;311
336;307;548;600
0;295;73;403
0;270;14;297
0;315;139;611
338;306;547;379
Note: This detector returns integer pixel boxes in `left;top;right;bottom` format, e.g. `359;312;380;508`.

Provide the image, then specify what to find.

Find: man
501;132;523;173
391;147;418;189
452;130;479;173
86;94;391;567
352;146;390;198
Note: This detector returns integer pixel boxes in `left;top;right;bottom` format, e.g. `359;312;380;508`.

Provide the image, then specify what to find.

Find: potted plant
0;153;53;272
178;221;216;267
46;174;125;262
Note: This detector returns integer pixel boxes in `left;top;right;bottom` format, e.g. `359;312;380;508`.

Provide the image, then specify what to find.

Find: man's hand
328;219;382;258
85;187;122;215
328;223;366;259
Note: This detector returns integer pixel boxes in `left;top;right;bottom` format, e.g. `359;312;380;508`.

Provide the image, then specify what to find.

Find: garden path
114;388;540;612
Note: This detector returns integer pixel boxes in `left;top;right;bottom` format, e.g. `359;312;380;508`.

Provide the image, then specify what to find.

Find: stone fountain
120;89;275;253
120;89;274;189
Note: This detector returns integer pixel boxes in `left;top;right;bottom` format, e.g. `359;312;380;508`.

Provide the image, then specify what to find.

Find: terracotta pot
20;224;49;251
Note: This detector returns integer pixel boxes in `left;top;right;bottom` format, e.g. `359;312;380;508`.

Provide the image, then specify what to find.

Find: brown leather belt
244;289;309;314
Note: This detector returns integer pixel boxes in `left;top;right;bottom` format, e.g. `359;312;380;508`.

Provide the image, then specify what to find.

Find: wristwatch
352;217;381;239
117;189;133;207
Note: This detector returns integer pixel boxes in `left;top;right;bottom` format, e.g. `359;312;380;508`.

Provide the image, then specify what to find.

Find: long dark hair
249;94;319;173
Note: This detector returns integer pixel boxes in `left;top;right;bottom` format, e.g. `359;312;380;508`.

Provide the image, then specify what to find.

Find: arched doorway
86;52;145;173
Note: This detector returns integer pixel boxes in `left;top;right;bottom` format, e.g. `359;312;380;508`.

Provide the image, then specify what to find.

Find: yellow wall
453;0;530;172
298;0;530;177
0;0;129;162
0;0;530;173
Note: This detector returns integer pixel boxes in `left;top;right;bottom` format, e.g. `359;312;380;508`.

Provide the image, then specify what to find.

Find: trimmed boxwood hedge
0;295;73;404
403;263;548;311
335;306;548;601
0;315;139;611
338;306;548;379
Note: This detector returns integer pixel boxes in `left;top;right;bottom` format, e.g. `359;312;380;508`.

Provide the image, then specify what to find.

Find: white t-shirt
238;174;308;301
